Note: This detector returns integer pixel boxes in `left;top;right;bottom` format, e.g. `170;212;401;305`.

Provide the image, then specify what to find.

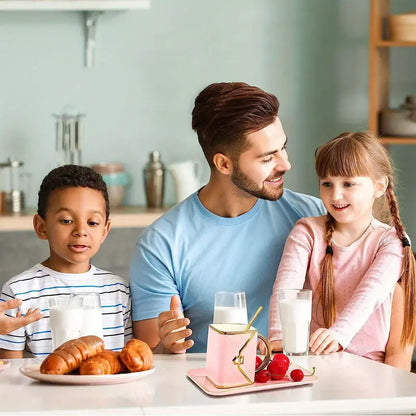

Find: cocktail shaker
143;151;165;208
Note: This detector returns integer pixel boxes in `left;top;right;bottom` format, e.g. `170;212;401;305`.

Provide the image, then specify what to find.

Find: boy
0;165;132;359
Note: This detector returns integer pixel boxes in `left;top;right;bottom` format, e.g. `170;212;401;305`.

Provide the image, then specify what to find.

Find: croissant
40;335;105;375
79;350;126;375
120;339;153;372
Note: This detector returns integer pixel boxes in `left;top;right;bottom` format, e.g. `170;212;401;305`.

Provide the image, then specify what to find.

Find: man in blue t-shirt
130;82;325;353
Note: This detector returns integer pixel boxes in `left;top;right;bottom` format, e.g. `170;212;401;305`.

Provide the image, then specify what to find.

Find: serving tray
187;364;317;397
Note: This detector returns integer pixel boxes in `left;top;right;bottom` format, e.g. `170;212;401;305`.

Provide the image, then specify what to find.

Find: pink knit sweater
268;216;403;362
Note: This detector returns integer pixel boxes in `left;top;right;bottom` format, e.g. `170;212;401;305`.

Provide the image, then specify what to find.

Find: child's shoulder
285;215;328;242
90;265;128;286
294;215;328;230
371;219;402;246
2;263;46;287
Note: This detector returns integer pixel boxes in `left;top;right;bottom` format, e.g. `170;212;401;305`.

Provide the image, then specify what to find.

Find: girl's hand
309;328;340;355
0;299;43;335
268;339;283;353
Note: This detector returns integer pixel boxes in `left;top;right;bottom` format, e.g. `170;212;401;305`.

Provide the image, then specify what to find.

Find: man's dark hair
37;164;110;221
191;82;279;167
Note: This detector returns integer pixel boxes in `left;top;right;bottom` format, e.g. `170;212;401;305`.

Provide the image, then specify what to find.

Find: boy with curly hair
0;165;132;359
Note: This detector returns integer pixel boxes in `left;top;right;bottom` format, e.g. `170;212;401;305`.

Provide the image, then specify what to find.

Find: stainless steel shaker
143;151;165;208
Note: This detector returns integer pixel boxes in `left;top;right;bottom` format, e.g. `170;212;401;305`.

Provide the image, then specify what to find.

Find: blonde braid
386;182;416;345
320;214;337;328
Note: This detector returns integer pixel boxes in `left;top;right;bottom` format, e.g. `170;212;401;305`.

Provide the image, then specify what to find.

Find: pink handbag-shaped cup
205;323;271;388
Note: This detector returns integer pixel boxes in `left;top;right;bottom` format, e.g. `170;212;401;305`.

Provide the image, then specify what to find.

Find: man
130;82;325;353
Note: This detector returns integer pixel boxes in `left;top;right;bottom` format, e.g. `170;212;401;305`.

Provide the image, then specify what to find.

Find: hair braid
386;182;416;345
320;214;337;328
385;179;406;239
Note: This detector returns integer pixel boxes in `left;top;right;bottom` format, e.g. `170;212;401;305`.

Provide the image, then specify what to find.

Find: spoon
244;306;262;331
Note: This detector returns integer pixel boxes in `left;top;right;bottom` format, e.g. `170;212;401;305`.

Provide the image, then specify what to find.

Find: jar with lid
0;158;25;213
143;151;165;209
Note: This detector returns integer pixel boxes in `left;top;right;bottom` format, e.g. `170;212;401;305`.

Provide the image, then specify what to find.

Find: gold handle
255;334;271;372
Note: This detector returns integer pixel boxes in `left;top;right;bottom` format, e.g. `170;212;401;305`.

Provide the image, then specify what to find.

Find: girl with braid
268;131;415;370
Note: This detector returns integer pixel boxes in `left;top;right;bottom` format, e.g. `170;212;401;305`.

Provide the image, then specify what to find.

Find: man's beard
231;163;284;201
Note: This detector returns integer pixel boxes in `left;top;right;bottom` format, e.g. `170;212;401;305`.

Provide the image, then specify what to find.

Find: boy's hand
0;299;43;335
157;295;194;354
309;327;340;355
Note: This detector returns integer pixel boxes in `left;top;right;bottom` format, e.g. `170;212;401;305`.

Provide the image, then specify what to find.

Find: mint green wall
0;0;415;239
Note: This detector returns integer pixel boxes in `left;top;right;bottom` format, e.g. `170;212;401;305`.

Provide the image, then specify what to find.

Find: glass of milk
278;289;312;356
213;291;248;324
74;293;103;341
49;295;83;350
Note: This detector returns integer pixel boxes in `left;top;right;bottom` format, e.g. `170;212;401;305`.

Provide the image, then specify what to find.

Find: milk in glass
49;299;83;349
213;291;248;324
80;307;103;339
75;293;103;339
213;306;248;324
278;289;312;356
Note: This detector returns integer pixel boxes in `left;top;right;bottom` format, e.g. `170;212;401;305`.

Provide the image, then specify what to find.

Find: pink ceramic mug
205;323;271;388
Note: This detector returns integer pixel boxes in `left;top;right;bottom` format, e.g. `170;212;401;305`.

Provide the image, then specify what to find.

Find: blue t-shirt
130;189;325;352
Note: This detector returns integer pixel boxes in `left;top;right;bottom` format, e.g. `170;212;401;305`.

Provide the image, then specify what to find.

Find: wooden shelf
368;0;416;142
376;40;416;47
0;0;150;11
379;136;416;145
0;206;166;232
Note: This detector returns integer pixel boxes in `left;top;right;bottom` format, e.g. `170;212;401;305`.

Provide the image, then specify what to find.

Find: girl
268;131;415;370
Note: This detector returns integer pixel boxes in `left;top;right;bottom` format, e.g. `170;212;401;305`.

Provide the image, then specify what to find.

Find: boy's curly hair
37;165;109;221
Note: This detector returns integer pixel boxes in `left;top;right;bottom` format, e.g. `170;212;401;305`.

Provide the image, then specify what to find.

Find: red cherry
272;353;290;372
267;360;286;380
255;356;263;369
255;369;271;383
290;368;304;382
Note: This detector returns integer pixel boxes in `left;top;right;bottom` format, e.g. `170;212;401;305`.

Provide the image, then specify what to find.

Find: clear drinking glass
213;291;248;324
73;292;103;340
278;289;312;356
49;294;83;349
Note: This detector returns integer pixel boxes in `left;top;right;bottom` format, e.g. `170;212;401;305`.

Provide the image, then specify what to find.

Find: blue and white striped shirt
0;264;132;358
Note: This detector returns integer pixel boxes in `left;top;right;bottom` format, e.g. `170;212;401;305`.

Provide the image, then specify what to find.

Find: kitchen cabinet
369;0;416;144
0;0;151;67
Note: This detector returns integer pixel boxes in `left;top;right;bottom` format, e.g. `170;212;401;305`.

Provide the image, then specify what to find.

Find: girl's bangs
316;140;371;178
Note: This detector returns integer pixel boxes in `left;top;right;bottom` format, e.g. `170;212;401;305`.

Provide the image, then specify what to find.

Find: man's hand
0;299;43;335
309;328;340;355
158;295;194;354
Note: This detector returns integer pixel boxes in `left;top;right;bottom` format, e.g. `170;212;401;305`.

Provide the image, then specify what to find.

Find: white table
1;352;416;415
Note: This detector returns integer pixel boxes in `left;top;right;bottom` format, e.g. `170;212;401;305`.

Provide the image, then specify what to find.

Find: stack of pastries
40;336;153;376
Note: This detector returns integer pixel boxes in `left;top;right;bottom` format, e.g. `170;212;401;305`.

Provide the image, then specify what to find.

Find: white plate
0;360;10;373
20;365;155;385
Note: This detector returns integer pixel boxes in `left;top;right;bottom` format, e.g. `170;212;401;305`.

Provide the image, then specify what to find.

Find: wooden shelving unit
369;0;416;144
0;206;166;232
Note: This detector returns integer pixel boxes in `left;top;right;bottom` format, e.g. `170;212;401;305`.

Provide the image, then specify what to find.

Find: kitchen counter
0;206;167;231
1;352;416;415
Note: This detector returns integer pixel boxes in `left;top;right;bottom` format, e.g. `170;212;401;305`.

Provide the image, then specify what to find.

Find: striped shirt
0;264;132;358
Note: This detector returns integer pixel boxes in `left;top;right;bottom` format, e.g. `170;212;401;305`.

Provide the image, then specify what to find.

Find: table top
1;352;416;415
